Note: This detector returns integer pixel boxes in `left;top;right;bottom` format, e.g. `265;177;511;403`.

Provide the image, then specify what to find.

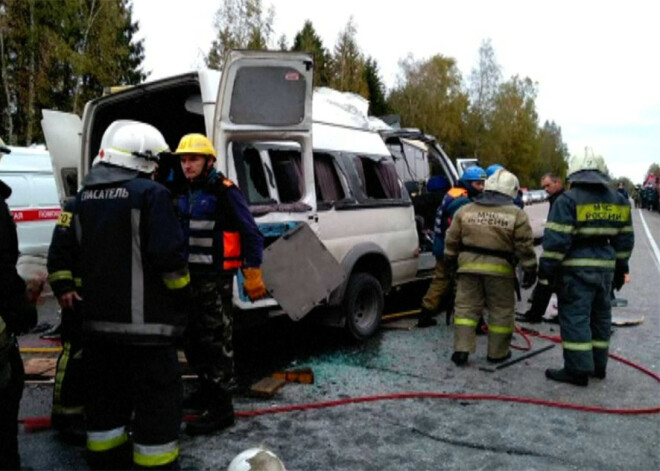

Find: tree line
0;0;145;147
207;0;568;188
0;0;589;188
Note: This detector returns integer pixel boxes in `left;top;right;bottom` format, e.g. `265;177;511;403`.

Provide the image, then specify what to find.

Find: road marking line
638;210;660;270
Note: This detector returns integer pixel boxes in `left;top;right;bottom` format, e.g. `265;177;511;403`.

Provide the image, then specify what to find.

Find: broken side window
314;153;345;208
232;144;273;205
269;149;303;203
355;156;402;200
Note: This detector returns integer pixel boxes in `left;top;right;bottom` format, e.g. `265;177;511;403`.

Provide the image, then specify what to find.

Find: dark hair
541;172;561;183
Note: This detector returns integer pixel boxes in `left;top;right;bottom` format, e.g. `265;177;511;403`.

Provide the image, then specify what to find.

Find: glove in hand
444;257;458;276
243;267;267;301
613;268;626;291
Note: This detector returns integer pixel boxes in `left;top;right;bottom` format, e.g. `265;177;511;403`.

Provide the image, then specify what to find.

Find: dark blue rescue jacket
539;170;634;280
70;164;190;344
48;198;83;298
176;169;263;278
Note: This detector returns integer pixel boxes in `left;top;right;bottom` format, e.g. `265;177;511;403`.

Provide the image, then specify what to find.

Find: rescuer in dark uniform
174;134;266;436
59;121;191;469
0;142;38;470
541;154;634;386
417;166;487;327
47;196;86;442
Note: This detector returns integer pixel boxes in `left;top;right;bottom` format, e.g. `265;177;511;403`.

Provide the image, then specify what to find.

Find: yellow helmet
174;133;216;159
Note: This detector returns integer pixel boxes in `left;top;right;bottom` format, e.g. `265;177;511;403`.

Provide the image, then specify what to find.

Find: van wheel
343;273;384;341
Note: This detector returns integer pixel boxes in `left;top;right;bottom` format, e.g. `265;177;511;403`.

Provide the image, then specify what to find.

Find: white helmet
227;447;286;471
567;153;607;177
484;169;520;198
95;120;169;174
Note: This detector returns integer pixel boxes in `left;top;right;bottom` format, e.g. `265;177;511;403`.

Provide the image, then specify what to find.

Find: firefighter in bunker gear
541;153;634;386
47;197;86;441
174;134;265;436
1;151;38;470
63;121;190;469
445;169;537;366
418;166;487;327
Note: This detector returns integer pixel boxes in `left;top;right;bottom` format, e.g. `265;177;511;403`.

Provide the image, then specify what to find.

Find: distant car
522;190;533;205
527;189;547;203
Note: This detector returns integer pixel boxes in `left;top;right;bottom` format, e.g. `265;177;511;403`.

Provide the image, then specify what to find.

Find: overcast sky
132;0;660;183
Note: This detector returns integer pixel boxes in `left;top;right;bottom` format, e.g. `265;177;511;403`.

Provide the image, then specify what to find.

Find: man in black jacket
54;121;191;470
518;172;564;323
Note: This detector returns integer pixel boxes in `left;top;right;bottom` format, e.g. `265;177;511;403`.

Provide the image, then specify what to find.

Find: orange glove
243;267;267;301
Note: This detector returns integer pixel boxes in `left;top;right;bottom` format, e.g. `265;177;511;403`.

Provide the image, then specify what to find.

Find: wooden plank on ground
24;357;57;377
249;377;286;398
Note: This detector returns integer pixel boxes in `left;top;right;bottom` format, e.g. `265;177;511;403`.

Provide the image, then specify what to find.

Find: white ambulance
0;146;60;256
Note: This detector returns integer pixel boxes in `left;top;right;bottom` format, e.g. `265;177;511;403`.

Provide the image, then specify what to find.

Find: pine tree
291;20;329;87
0;0;146;145
363;57;388;116
328;17;367;96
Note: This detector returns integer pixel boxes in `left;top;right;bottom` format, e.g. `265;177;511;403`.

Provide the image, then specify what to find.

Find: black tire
342;272;384;341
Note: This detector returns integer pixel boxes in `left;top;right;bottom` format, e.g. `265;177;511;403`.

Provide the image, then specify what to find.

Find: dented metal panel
261;223;345;321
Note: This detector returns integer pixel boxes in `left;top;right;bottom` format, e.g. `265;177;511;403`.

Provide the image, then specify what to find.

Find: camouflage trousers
183;278;234;389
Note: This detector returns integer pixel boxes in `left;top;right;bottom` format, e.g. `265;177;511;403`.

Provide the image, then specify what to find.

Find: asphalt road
16;203;660;470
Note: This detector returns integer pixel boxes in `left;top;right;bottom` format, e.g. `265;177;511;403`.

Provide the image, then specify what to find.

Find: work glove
243;267;267;301
444;256;458;276
613;268;626;291
521;269;537;289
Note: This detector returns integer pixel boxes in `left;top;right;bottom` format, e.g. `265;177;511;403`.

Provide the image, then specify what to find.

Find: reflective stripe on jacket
444;192;537;278
539;176;634;278
48;198;83;298
176;171;263;277
74;165;190;342
432;186;468;257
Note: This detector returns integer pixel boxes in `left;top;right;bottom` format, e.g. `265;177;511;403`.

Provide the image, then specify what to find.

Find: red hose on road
234;329;660;419
20;328;660;433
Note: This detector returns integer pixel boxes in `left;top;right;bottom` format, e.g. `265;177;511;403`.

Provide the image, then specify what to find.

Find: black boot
182;386;209;414
87;441;132;470
545;368;588;386
487;351;512;363
451;351;468;366
417;307;437;328
590;367;606;379
515;310;543;324
185;387;235;436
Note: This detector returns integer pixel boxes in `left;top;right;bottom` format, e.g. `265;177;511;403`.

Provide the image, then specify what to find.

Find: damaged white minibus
41;51;460;340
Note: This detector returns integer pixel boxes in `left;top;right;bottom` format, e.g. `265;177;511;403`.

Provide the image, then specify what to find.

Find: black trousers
52;305;85;429
528;281;554;317
84;340;182;468
0;343;24;471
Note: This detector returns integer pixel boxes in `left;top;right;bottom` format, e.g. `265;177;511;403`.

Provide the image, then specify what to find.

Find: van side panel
318;206;418;286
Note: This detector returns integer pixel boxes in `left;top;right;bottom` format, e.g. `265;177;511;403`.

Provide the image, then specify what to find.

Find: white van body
0;146;60;256
42;52;460;339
